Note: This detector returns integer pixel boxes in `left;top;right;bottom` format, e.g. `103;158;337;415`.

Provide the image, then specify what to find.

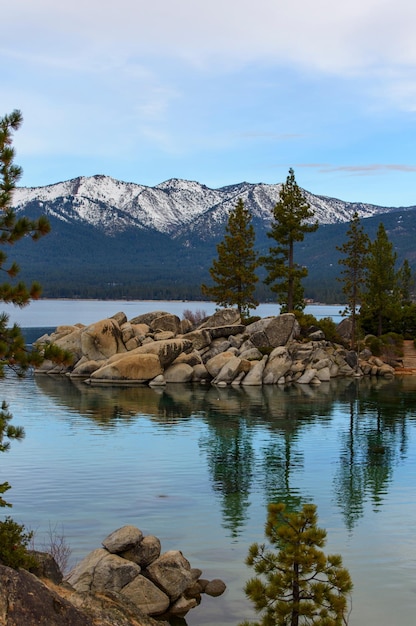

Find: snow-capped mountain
12;175;407;237
8;174;416;301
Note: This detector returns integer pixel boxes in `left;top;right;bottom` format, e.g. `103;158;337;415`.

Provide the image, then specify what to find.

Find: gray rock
181;328;212;350
198;308;241;328
146;550;193;601
66;548;140;593
297;368;318;384
205;351;236;378
201;338;231;362
241;355;268;386
127;338;193;369
316;366;331;381
164;363;194;383
152;314;181;335
212;356;249;385
129;311;170;325
208;324;246;339
192;363;211;382
121;574;170;616
102;525;143;553
169;594;198;616
81;319;126;361
246;313;299;349
204;578;227;597
121;535;161;568
239;347;263;360
263;347;292;384
110;311;127;326
89;354;163;383
29;551;63;584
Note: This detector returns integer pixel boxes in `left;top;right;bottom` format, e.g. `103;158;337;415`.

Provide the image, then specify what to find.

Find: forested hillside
8;207;416;303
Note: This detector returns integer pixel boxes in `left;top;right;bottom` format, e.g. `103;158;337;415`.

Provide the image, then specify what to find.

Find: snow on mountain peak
11;175;406;237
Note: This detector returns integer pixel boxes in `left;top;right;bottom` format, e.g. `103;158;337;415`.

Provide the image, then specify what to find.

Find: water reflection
34;374;416;538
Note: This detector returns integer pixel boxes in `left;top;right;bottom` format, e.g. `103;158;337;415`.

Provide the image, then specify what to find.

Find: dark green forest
7;207;416;303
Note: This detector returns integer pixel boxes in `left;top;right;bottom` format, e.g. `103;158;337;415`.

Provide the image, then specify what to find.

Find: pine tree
361;222;397;336
0;110;71;511
262;168;318;312
240;502;353;626
201;198;258;316
397;258;414;306
336;212;370;349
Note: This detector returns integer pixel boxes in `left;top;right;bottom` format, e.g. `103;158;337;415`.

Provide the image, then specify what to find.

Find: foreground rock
0;563;164;626
65;525;225;619
35;309;396;384
0;524;225;625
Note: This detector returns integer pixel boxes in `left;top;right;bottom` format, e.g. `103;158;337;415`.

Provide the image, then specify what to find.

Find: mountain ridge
12;175;412;238
8;175;416;302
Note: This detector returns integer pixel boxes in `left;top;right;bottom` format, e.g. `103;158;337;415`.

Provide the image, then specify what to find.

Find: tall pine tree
262;168;318;312
361;222;397;336
336;212;370;349
201;198;258;316
0;110;71;511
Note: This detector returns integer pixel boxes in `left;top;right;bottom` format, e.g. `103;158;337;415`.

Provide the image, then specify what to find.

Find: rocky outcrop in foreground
66;524;226;618
35;309;395;384
0;525;225;626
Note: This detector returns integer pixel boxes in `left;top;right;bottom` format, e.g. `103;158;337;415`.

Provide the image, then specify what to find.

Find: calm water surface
2;366;416;626
1;298;343;328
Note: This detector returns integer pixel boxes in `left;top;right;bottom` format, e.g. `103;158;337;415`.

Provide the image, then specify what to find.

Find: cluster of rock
0;525;225;626
65;525;225;619
35;308;395;384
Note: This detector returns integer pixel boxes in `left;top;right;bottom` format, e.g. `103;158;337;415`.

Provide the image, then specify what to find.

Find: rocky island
35;308;396;384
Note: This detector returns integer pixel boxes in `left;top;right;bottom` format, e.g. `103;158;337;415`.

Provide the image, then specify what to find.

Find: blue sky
3;1;416;206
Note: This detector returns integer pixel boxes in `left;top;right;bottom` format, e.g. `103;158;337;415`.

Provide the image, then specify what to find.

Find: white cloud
5;1;416;74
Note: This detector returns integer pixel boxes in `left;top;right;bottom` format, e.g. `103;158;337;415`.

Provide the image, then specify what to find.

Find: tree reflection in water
34;374;416;538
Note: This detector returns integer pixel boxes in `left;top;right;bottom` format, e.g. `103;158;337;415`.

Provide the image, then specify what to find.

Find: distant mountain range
9;175;416;302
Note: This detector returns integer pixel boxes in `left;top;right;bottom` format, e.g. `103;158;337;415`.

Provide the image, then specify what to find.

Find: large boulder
65;548;140;593
0;563;95;626
263;347;293;384
120;535;161;568
89;354;163;383
208;324;246;339
115;339;193;369
129;311;170;325
212;356;250;385
205;351;236;378
241;355;268;386
151;314;181;335
181;328;212;350
198;308;241;328
146;551;193;602
46;327;83;361
81;319;126;361
120;574;170;616
246;313;299;349
102;525;143;553
164;363;194;383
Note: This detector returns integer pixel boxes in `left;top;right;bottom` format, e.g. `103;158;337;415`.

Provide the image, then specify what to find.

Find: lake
2;300;416;626
1;298;344;328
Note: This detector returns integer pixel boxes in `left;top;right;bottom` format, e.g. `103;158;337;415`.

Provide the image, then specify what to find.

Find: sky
3;0;416;206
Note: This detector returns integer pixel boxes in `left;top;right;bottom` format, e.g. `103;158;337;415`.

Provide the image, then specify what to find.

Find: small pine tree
240;502;353;626
262;168;318;312
397;258;414;306
336;212;370;349
201;198;258;317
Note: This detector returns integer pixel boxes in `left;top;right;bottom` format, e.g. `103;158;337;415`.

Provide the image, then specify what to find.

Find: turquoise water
2;371;416;625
